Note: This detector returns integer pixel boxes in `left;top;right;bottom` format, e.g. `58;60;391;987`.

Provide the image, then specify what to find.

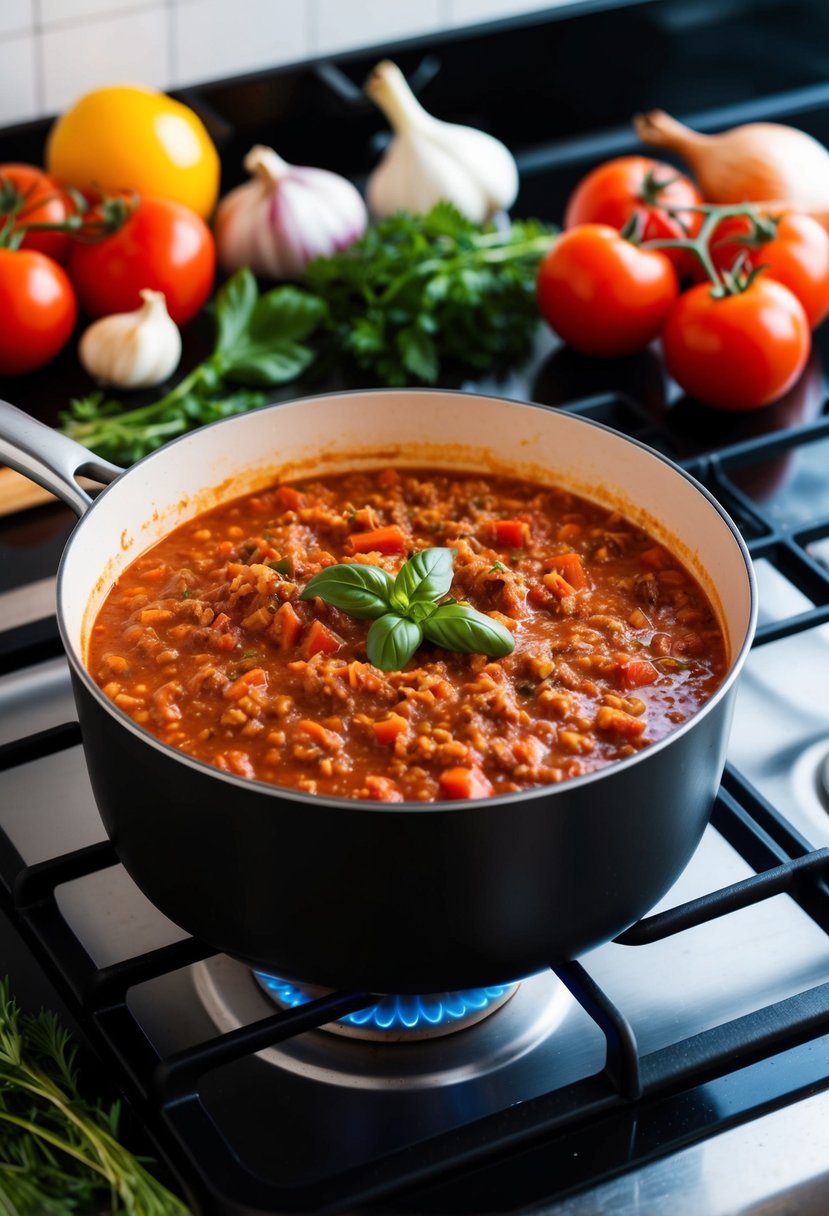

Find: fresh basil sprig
300;547;515;671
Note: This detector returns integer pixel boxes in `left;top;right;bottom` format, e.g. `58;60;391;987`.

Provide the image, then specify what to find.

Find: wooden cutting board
0;467;59;516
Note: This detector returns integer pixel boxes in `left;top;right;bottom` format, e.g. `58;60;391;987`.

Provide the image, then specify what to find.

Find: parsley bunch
305;201;556;385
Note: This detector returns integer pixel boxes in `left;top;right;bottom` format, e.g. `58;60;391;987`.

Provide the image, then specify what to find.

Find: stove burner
254;971;518;1040
820;750;829;809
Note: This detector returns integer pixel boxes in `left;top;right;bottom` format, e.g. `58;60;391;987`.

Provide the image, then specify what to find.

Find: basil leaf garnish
366;614;423;671
390;546;456;612
300;546;515;671
421;602;515;657
299;563;393;619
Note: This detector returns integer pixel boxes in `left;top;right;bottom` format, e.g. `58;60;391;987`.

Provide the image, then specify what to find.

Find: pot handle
0;399;124;517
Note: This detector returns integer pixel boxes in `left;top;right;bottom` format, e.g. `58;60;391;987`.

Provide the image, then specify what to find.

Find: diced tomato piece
306;619;341;656
639;545;670;570
274;485;303;512
372;713;409;745
364;775;404;802
213;612;232;631
438;766;494;800
542;570;576;599
493;519;528;548
215;750;256;778
545;552;587;590
513;735;547;765
595;706;647;737
617;659;659;689
348;525;407;555
276;600;303;650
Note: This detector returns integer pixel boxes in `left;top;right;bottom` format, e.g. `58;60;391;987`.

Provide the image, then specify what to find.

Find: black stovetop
3;2;829;1213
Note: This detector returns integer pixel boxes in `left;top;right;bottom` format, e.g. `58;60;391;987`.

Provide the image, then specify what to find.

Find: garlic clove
365;59;519;223
78;289;182;389
214;144;368;280
633;109;829;212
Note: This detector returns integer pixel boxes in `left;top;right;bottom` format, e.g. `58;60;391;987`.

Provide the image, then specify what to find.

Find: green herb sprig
305;201;556;386
300;547;515;671
0;977;188;1214
59;268;327;465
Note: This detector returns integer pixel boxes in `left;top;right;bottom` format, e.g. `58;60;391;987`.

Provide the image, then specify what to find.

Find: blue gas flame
254;971;515;1034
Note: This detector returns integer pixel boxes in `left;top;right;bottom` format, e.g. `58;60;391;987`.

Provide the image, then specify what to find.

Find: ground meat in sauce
88;468;728;802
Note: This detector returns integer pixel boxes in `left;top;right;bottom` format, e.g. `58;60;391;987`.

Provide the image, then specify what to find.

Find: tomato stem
641;201;776;296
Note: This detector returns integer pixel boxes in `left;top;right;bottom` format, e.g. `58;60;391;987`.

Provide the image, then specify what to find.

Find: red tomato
564;156;703;271
0;247;77;375
0;162;77;264
67;195;215;325
536;224;679;358
695;211;829;329
661;277;810;411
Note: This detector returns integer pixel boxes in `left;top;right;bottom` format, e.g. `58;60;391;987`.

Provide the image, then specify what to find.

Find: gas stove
3;1;829;1213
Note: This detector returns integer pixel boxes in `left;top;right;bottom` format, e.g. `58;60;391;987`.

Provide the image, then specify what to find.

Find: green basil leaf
213;268;258;357
366;613;423;671
422;602;515;658
390;547;456;612
249;285;328;344
222;341;317;387
299;563;394;619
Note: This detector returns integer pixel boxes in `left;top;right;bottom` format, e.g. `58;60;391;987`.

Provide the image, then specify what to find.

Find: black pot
0;390;757;993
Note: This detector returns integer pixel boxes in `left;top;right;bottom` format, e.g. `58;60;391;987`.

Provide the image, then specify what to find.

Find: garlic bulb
214;145;368;280
633;109;829;212
365;59;518;223
78;290;181;389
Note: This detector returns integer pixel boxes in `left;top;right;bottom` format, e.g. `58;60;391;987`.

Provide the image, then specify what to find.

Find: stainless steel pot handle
0;399;123;517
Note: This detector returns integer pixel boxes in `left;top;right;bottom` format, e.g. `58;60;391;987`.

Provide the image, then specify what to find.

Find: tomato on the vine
0;162;77;264
661;276;810;411
0;248;77;376
67;195;215;326
564;156;703;271
693;210;829;328
536;224;678;358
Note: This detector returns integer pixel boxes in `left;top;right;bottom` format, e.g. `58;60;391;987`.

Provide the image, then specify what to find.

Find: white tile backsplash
0;33;38;125
0;0;34;39
0;0;577;125
172;0;310;87
40;5;171;113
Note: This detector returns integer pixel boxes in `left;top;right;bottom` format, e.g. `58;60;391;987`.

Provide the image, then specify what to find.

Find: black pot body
72;668;736;993
50;389;756;995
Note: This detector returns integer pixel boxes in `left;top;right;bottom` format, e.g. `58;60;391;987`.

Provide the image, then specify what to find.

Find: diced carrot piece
542;570;576;599
297;719;344;752
372;713;409;745
216;633;237;652
493;519;528;548
213;612;232;631
225;668;267;700
276;601;303;650
274;485;303;512
140;566;168;583
348;524;407;555
595;706;647;737
431;679;455;700
617;659;659;689
545;552;587;590
306;619;341;656
438;766;494;800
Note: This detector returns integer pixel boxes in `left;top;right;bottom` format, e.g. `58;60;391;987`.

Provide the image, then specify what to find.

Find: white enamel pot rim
2;387;758;811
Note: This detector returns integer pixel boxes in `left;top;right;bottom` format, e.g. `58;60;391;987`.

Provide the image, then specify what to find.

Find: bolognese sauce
87;467;728;802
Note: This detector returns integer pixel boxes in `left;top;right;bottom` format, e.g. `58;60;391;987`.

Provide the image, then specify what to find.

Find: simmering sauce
88;467;728;801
